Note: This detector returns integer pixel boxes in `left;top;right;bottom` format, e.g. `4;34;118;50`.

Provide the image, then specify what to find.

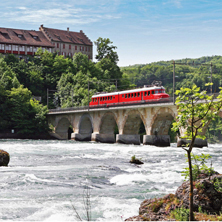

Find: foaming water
0;139;222;221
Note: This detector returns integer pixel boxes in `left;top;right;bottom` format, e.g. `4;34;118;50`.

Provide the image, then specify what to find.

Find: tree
172;84;222;221
94;37;119;63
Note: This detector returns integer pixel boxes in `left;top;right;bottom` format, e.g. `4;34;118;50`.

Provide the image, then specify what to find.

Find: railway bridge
47;100;208;147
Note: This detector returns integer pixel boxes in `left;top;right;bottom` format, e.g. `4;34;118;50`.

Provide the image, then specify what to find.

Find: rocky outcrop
125;173;222;221
0;150;10;166
175;174;222;214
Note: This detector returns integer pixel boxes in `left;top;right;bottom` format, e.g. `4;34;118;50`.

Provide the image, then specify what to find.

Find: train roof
92;86;166;98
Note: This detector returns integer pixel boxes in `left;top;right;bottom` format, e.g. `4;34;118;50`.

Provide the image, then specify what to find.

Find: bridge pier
143;135;170;147
116;134;141;145
177;138;208;148
91;133;115;143
71;133;91;141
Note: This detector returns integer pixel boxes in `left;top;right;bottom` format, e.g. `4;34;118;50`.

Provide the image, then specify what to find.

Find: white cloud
2;4;120;25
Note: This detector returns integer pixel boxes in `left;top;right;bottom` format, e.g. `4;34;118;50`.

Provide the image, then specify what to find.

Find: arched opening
68;126;73;140
79;115;93;135
100;113;118;134
151;113;174;136
123;113;144;135
98;113;118;143
56;117;72;140
139;121;146;142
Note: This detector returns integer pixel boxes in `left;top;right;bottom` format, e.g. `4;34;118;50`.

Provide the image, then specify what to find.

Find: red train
89;84;170;107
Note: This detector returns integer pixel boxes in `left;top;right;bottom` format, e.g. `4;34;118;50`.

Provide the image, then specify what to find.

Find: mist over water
0;139;222;221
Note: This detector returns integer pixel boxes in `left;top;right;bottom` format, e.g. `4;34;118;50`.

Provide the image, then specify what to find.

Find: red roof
40;26;92;46
0;27;54;47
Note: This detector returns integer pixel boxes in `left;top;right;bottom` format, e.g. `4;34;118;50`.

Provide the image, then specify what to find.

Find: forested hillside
121;55;222;96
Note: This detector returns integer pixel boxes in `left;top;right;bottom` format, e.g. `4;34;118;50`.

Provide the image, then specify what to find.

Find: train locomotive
89;81;170;108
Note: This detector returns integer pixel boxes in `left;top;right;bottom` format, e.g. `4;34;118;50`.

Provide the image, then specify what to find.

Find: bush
170;207;189;221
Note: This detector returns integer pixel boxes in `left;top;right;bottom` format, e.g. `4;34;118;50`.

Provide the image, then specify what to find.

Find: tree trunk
187;150;194;221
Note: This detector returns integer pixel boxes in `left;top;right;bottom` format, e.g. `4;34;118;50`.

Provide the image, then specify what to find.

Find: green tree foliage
94;37;119;63
2;86;49;134
121;55;222;95
171;84;222;221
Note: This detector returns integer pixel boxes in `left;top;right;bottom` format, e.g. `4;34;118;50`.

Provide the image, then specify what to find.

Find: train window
131;93;133;98
129;94;130;98
155;90;158;94
103;97;104;101
105;97;107;101
138;93;140;96
148;91;150;96
134;93;136;97
108;97;110;100
100;98;102;101
163;90;165;93
145;91;147;96
125;94;127;98
122;95;124;98
152;91;154;94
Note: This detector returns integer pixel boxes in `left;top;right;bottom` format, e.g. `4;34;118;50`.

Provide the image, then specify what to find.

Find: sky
1;0;222;66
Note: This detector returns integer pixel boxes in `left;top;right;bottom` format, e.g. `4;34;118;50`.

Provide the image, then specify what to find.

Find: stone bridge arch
116;110;146;145
92;111;118;143
71;113;93;141
143;107;176;146
55;117;72;140
150;107;176;136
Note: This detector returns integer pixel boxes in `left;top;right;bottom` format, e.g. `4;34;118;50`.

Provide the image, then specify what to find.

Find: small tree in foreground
172;83;222;221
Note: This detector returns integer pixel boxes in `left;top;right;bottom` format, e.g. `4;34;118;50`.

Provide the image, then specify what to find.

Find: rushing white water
0;139;221;221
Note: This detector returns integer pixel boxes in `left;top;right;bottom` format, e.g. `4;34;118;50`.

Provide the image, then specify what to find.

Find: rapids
0;139;221;221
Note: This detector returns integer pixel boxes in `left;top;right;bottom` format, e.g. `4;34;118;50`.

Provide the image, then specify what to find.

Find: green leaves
172;83;222;144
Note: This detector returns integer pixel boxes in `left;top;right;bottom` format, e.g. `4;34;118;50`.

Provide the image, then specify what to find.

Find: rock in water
0;150;10;166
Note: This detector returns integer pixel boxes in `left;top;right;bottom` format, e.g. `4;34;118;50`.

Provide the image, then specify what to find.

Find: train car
89;85;169;107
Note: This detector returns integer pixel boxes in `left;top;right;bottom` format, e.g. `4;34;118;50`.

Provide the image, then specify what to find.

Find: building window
12;45;18;51
69;45;71;50
75;46;77;50
63;44;65;49
80;46;81;51
57;43;59;48
19;46;25;51
0;44;5;50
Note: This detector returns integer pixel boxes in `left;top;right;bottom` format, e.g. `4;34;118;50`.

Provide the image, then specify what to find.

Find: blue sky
1;0;222;66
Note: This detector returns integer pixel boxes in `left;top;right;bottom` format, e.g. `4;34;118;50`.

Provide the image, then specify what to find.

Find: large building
0;25;93;59
40;25;93;59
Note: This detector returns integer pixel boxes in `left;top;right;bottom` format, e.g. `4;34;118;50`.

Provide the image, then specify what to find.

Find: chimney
67;27;69;33
80;30;83;33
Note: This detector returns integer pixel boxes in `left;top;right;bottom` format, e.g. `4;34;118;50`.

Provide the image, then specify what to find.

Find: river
0;139;221;221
